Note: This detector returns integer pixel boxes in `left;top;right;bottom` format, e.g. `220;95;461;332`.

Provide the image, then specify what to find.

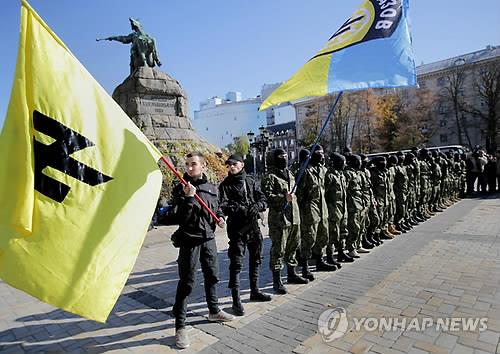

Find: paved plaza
1;194;499;353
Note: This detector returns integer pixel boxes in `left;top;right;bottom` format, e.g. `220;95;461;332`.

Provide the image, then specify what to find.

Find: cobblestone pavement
0;194;499;353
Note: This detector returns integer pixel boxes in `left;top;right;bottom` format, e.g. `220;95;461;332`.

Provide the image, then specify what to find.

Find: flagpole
160;156;221;223
285;91;344;208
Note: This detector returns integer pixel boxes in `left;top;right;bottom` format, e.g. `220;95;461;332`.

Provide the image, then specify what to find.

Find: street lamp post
247;127;271;176
247;131;257;175
259;126;270;174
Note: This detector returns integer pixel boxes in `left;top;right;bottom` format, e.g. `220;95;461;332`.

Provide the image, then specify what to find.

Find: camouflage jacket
261;167;300;228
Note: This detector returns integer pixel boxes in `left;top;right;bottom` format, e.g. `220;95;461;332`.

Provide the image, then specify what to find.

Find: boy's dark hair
186;151;205;161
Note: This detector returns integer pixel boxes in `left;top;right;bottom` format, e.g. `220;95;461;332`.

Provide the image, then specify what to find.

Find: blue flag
260;0;417;110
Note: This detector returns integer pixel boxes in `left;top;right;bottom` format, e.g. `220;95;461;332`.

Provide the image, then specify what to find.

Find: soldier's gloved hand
248;204;260;219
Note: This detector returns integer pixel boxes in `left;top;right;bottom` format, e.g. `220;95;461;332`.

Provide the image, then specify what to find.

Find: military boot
315;255;337;271
231;288;245;316
362;237;375;249
373;232;384;245
337;248;355;262
300;259;315;281
287;265;309;284
326;254;342;269
272;271;287;295
249;266;271;301
388;224;402;235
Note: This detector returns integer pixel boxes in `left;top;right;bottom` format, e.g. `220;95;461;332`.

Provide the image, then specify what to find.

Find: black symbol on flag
33;110;113;202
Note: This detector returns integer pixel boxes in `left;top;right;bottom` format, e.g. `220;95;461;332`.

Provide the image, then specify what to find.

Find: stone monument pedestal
112;67;213;149
112;67;226;199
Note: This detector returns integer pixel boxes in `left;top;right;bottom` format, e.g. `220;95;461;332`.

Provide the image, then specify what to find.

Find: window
438;103;447;114
437;77;445;87
418;80;427;88
290;151;295;160
290;139;295;146
440;134;448;143
439;120;447;127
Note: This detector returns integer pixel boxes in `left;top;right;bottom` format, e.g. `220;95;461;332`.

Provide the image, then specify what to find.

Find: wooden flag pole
160;156;221;223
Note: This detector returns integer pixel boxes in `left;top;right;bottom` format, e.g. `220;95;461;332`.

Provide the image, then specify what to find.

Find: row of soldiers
168;148;466;349
263;146;467;295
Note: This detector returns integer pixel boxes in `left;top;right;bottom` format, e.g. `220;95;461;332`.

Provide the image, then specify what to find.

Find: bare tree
466;62;500;153
441;60;473;148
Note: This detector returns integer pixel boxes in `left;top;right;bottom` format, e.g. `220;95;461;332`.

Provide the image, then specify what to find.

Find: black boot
362;238;375;249
272;271;287;295
326;254;342;269
250;289;272;302
287;265;309;284
231;288;245;316
315;255;337;271
300;259;315;281
395;223;407;233
337;249;354;262
374;232;384;245
249;266;272;301
366;233;379;246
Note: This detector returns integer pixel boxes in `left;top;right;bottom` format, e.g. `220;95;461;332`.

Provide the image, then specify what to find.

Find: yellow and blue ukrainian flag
260;0;417;110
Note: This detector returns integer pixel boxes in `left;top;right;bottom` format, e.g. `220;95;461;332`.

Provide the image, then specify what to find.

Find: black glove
248;204;260;219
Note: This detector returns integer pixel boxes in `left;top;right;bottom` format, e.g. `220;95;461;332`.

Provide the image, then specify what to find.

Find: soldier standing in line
262;149;309;295
344;154;365;258
297;145;337;274
325;153;353;264
219;154;271;316
358;154;375;250
394;153;410;233
370;156;394;240
386;155;402;236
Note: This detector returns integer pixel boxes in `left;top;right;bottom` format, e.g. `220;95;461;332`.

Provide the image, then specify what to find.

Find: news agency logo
318;307;488;342
318;307;349;342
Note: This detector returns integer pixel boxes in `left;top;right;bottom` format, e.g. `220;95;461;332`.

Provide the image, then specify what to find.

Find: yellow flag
0;0;163;322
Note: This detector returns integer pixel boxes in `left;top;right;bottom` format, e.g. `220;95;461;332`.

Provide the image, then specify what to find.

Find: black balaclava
273;148;288;170
374;156;387;171
310;144;325;166
331;152;346;171
347;154;362;170
299;149;310;164
396;152;405;166
405;152;415;165
419;148;430;161
388;155;398;168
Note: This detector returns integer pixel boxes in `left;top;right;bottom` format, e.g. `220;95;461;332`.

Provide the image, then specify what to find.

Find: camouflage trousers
326;213;348;256
366;204;380;235
346;208;363;252
269;224;300;271
300;217;329;259
394;194;407;225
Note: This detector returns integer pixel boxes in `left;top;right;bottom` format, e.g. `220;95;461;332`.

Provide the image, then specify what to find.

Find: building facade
194;85;297;148
193;92;267;147
417;45;500;151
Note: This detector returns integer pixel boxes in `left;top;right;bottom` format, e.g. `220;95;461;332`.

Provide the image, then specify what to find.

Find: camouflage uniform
262;167;300;272
370;165;388;234
344;167;364;252
297;164;329;260
393;163;409;226
325;168;348;256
